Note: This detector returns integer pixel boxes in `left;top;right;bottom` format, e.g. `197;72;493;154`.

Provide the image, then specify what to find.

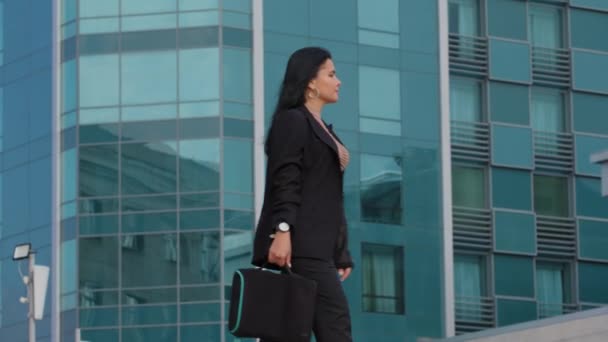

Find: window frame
361;242;405;315
530;86;570;133
452;163;489;209
533;173;572;217
450;76;487;123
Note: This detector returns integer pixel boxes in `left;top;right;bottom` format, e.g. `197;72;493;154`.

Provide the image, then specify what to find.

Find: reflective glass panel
79;236;118;289
121;51;177;105
360;154;403;225
179;139;220;192
534;175;569;217
359;66;400;120
180;231;220;284
179;48;219;101
121;141;177;194
122;234;178;287
452;166;486;208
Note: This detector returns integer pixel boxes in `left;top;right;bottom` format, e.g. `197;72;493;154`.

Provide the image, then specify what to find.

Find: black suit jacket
252;106;353;269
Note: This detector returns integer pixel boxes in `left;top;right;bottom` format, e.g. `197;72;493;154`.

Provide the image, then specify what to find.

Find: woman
252;47;354;341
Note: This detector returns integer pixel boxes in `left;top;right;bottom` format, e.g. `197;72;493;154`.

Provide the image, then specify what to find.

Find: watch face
278;222;290;232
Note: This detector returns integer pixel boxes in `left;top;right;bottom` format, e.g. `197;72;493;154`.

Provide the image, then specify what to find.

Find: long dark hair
265;47;332;154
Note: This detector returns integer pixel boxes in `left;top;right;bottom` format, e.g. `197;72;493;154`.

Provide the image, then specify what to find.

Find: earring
308;88;320;99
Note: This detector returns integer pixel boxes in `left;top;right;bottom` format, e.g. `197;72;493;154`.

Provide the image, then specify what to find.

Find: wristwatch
276;222;290;233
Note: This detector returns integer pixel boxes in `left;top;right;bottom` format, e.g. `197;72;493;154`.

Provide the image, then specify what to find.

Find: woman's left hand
337;267;352;282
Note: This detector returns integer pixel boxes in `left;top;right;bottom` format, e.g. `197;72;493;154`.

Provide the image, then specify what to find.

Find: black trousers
261;258;353;342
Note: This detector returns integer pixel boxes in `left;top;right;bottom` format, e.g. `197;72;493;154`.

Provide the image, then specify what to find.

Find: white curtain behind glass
531;90;564;132
450;80;481;122
454;255;483;320
530;7;562;48
449;0;479;36
363;246;399;313
536;264;564;316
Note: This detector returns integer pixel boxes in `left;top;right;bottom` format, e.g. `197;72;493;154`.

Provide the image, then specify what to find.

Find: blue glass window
359;66;401;133
450;78;482;122
223;48;252;102
179;0;218;11
454;254;487;321
536;262;571;318
358;0;399;48
360;154;402;225
448;0;480;36
62;60;76;112
223;139;252;193
180;232;220;284
121;141;177;195
121;0;176;15
534;175;569;217
452;166;486;208
79;0;119;18
531;88;566;132
529;5;563;48
121;234;178;287
122;51;177;105
179;139;220;192
79;55;119;107
179;48;219;101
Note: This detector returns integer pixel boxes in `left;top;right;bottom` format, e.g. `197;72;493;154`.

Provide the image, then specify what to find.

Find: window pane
121;141;177;195
531;88;565;132
223;48;252;102
358;0;399;33
450;78;482;122
62;148;76;202
121;0;176;15
223;139;252;193
571;8;608;52
79;237;118;289
223;231;253;283
359;66;400;120
179;48;219;101
536;262;566;318
122;327;177;342
179;0;218;11
80;0;119;17
62;60;76;112
360;154;403;225
454;254;486;321
529;5;563;48
448;0;479;36
179;139;220;192
362;243;404;314
79;54;119;107
490;81;529;125
122;234;178;287
122;51;177;104
534;175;569;217
487;0;527;40
452;166;486;208
79;145;119;197
180;232;220;284
61;239;76;294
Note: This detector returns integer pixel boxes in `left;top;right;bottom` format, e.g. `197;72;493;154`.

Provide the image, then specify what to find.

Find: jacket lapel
301;108;339;157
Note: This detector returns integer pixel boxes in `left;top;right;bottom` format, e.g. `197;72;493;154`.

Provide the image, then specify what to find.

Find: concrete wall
439;307;608;342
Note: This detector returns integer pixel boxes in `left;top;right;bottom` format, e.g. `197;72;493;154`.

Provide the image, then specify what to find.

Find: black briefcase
228;267;317;341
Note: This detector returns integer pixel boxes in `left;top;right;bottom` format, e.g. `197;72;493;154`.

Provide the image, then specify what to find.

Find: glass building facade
0;1;606;342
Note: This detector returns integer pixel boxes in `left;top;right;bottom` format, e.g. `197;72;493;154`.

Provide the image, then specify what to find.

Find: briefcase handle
260;263;293;275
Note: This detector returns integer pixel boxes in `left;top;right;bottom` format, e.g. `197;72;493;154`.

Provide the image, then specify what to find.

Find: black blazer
252;106;353;269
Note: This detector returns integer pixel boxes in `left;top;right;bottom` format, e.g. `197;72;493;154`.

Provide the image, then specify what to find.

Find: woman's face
309;59;341;104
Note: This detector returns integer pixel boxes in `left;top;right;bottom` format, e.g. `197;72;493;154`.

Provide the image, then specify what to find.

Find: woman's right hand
268;232;292;267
